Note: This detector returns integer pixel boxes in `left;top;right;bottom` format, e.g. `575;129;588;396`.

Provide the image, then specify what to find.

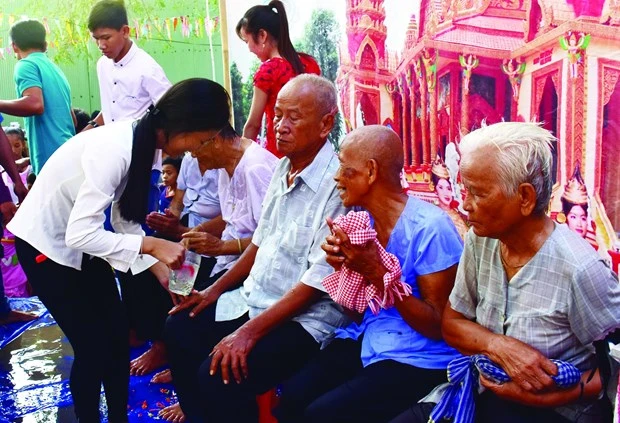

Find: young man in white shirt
84;0;171;130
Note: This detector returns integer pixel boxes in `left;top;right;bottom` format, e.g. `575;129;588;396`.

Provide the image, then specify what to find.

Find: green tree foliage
10;0;217;64
230;61;245;132
242;59;260;127
298;9;344;148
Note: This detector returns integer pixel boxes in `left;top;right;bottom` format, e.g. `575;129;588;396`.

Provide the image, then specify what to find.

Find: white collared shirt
211;142;277;275
96;42;172;124
8;120;157;274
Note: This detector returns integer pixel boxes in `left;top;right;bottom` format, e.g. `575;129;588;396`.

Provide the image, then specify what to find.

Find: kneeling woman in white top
8;78;233;423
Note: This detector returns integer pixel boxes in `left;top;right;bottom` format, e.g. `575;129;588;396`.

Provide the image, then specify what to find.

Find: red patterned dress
253;53;320;157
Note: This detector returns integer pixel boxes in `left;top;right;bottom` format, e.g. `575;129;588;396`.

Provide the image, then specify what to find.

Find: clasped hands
321;217;388;290
479;335;563;404
145;209;184;240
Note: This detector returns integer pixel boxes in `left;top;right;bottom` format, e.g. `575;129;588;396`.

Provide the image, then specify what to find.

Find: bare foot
158;403;185;423
129;340;167;376
150;368;173;384
0;310;38;325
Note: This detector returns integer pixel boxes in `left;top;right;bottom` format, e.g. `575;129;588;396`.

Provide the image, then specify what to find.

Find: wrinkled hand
0;201;17;225
169;286;220;317
146;209;182;239
209;326;257;385
322;217;345;271
478;375;568;407
181;231;223;256
322;217;387;288
13;180;28;204
487;335;558;393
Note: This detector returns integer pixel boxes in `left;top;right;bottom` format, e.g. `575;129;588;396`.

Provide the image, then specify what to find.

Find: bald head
341;125;403;188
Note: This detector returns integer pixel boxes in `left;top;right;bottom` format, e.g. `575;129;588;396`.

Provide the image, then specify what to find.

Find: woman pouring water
8;78;233;423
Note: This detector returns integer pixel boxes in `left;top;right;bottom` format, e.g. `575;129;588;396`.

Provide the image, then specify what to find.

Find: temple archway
359;92;379;125
539;76;559;185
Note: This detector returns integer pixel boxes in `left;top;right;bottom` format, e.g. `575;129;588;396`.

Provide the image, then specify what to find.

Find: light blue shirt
14;52;75;175
336;197;464;369
177;154;220;228
240;141;349;343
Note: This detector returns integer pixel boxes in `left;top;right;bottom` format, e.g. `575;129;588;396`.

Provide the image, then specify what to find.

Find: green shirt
14;52;75;174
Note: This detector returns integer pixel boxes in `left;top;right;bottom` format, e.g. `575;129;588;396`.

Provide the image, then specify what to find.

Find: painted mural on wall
336;0;620;269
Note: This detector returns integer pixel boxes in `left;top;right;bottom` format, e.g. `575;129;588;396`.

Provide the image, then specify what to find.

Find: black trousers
15;238;129;423
164;306;320;422
117;256;216;342
275;338;447;423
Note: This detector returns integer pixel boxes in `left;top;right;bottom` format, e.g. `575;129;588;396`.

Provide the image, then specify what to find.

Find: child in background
1;126;30;297
159;156;182;213
3;127;31;203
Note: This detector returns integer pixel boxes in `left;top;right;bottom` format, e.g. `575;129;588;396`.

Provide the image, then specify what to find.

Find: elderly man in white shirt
163;74;350;422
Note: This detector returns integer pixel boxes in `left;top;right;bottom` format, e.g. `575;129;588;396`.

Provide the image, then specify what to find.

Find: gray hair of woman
459;122;556;215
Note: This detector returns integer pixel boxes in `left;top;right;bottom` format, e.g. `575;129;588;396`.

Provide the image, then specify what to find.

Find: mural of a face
566;204;587;238
435;178;453;209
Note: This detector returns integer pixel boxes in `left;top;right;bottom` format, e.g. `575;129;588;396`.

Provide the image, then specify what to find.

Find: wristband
237;238;243;254
87;120;99;128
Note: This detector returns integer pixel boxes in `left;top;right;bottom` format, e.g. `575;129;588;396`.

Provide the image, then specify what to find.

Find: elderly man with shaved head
275;125;464;423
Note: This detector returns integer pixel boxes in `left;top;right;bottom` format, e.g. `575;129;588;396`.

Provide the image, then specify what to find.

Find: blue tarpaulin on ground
0;297;177;422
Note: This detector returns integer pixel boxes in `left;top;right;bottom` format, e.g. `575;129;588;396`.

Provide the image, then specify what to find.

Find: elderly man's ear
517;183;537;216
367;159;378;185
318;113;336;139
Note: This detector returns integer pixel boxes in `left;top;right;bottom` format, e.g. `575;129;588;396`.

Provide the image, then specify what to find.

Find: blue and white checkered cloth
428;354;581;423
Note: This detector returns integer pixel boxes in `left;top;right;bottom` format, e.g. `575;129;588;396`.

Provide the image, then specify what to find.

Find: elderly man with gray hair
391;122;620;423
164;74;349;422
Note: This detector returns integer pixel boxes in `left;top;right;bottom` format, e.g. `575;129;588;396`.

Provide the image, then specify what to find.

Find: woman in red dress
236;0;320;158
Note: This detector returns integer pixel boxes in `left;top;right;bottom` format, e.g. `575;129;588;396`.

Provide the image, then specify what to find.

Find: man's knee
163;311;192;347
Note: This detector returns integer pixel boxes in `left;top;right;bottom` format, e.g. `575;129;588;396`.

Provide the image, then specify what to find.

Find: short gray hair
286;74;338;116
459;122;555;215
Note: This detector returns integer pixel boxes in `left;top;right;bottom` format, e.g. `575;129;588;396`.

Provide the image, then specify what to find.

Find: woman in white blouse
8;78;234;423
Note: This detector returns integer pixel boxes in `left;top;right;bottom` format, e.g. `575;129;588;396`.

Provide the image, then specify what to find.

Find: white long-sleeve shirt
97;41;171;125
8;120;157;273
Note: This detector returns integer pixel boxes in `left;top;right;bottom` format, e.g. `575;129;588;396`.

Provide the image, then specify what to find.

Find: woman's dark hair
88;0;128;31
119;78;232;223
235;0;303;74
162;156;182;173
561;198;588;216
10;20;46;51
